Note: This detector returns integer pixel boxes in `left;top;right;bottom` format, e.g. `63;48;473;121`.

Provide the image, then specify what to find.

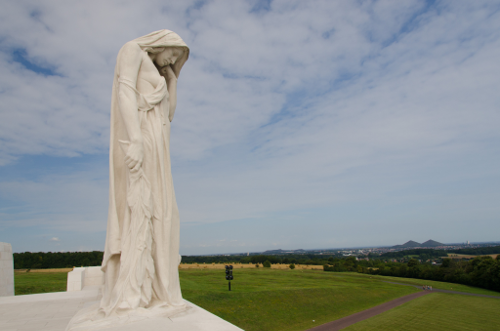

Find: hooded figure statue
66;30;189;331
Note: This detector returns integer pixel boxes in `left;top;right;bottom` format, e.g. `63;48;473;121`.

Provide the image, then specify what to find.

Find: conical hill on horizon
392;239;444;249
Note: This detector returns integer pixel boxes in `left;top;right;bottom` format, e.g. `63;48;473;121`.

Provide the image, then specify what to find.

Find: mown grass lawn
179;268;417;331
15;268;500;331
14;271;67;295
343;292;500;331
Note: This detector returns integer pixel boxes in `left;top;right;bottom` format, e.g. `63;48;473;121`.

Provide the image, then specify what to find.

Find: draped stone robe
98;68;185;319
65;30;189;331
99;75;184;316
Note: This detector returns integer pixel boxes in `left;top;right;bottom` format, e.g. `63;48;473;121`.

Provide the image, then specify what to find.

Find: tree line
181;254;338;265
14;252;339;269
370;256;500;292
378;249;448;260
13;251;103;269
323;256;500;292
13;245;500;271
451;245;500;255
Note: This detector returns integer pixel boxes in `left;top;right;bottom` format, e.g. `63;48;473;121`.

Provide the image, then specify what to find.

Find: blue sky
0;1;499;255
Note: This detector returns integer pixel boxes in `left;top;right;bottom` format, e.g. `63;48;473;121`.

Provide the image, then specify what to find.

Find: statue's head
135;30;190;78
147;47;187;68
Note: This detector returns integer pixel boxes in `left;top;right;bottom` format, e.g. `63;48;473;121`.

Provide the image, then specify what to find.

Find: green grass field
344;293;500;331
14;271;67;295
179;268;417;331
13;268;500;331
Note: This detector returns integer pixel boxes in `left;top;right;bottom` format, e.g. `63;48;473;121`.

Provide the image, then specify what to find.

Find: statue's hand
124;141;144;172
163;65;177;83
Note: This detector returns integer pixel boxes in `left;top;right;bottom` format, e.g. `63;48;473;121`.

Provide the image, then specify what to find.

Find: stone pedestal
0;286;243;331
0;242;14;297
102;301;244;331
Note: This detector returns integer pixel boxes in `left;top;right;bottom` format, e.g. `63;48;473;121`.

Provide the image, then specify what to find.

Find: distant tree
441;258;452;268
356;253;500;292
451;245;500;256
345;256;357;264
13;251;104;269
380;249;447;259
407;259;419;267
399;264;407;276
263;260;271;268
289;263;295;270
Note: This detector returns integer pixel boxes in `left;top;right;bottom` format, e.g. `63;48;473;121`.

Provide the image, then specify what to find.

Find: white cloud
1;1;499;253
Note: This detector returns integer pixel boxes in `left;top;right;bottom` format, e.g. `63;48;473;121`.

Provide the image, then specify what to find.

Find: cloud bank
0;1;499;254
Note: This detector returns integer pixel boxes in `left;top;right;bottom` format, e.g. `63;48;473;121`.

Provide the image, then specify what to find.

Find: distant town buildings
197;240;499;259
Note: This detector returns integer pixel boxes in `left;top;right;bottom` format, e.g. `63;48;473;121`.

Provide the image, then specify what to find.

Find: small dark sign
225;265;233;290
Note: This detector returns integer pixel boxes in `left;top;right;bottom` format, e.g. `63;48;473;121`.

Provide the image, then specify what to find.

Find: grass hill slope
344;293;500;331
180;269;417;331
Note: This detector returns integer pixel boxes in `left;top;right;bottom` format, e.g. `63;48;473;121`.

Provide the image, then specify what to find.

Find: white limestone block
67;266;105;292
67;267;86;292
0;242;14;297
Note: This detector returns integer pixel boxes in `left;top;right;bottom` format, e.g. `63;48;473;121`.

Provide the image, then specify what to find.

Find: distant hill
402;240;422;248
392;240;422;249
421;240;444;247
392;239;444;249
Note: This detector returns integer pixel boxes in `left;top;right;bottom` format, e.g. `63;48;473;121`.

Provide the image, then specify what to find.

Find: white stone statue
66;29;189;331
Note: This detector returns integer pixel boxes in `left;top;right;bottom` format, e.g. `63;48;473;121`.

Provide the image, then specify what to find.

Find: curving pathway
306;291;429;331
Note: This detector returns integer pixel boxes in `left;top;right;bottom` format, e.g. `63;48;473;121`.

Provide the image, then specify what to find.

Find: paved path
382;281;500;299
306;291;429;331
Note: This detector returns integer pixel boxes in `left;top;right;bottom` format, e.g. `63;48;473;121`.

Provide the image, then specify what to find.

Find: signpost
225;265;233;291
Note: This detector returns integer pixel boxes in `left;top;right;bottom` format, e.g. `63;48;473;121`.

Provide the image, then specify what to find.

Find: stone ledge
0;289;243;331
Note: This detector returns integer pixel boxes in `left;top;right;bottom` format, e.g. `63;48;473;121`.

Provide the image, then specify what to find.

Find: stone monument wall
0;242;14;296
67;266;104;291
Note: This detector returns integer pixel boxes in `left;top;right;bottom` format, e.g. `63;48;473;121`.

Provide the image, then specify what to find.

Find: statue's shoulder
117;41;143;67
120;41;142;54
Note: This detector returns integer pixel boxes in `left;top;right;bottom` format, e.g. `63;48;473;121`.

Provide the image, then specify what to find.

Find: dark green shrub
408;259;419;267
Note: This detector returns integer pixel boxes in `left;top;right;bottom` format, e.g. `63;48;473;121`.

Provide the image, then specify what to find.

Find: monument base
67;300;241;331
0;286;243;331
0;242;14;297
94;300;241;331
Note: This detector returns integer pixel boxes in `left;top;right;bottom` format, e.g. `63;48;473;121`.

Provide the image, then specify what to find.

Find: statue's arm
117;42;144;170
164;66;178;122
